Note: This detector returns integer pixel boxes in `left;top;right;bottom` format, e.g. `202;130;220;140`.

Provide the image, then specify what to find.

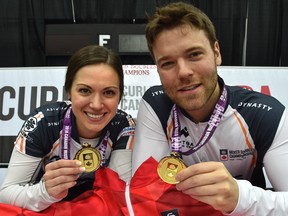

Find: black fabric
44;0;74;22
0;0;286;67
246;0;283;66
72;0;136;23
135;0;157;21
191;0;248;66
280;0;288;66
0;0;45;67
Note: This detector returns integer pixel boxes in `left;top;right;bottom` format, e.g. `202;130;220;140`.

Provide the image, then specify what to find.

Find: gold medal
74;143;102;172
157;153;186;184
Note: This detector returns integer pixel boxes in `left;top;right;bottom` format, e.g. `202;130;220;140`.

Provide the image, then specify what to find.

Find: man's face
152;25;222;121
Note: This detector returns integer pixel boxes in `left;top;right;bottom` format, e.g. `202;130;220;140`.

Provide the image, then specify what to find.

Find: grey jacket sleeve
0;148;60;211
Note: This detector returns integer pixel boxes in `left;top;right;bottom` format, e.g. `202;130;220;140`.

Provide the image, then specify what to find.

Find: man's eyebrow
156;56;170;65
185;46;204;53
156;46;204;64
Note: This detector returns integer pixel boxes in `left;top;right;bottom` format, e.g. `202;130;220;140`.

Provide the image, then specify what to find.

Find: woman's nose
89;95;103;109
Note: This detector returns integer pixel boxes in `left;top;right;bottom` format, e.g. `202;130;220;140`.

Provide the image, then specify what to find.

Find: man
132;2;288;215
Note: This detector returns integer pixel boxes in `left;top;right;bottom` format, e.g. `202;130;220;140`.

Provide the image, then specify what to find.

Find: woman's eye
79;88;90;94
104;90;116;97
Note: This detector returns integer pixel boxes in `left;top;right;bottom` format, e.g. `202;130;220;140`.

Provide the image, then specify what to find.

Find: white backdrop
1;66;288;136
1;65;288;187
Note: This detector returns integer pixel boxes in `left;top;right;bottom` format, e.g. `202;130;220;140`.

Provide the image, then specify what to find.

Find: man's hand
175;161;239;213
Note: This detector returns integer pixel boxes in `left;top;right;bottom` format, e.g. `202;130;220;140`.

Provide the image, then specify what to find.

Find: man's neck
185;83;222;123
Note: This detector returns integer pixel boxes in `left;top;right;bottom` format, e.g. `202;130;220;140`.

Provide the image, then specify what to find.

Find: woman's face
69;63;120;138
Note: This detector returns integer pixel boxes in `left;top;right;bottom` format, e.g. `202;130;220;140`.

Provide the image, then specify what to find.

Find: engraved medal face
157;155;186;184
74;144;102;172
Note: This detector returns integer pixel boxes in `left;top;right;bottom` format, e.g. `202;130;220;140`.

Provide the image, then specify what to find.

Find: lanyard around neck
171;85;228;155
61;106;109;165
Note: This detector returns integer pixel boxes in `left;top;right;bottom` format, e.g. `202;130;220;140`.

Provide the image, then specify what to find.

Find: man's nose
177;59;193;78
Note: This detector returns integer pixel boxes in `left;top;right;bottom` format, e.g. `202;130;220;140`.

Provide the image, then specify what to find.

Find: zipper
125;181;134;216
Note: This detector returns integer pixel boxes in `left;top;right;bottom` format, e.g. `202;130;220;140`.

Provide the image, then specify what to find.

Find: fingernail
80;166;86;172
76;160;82;166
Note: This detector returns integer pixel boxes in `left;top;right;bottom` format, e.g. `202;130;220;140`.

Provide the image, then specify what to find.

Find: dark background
0;0;288;67
1;0;288;165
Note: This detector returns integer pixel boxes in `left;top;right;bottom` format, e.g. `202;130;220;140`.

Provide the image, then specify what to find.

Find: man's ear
214;41;222;66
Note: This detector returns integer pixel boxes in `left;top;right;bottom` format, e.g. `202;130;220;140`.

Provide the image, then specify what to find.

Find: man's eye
160;61;174;69
189;52;202;59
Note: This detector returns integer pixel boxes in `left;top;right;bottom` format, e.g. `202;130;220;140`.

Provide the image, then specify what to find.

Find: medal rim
74;146;102;172
157;155;186;184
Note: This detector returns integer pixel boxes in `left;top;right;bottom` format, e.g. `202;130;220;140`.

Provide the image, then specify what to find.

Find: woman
0;45;136;212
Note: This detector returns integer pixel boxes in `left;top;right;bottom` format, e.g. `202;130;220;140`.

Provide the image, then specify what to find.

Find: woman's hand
43;159;85;199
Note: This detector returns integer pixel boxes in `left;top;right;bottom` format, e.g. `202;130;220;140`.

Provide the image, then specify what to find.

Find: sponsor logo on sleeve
23;112;44;133
117;126;135;140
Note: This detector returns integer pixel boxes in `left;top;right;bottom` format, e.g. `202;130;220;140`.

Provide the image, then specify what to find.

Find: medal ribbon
97;131;109;165
171;85;228;155
171;105;182;153
61;106;72;159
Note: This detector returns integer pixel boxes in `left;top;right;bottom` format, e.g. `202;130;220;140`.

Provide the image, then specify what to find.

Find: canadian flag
0;157;224;216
